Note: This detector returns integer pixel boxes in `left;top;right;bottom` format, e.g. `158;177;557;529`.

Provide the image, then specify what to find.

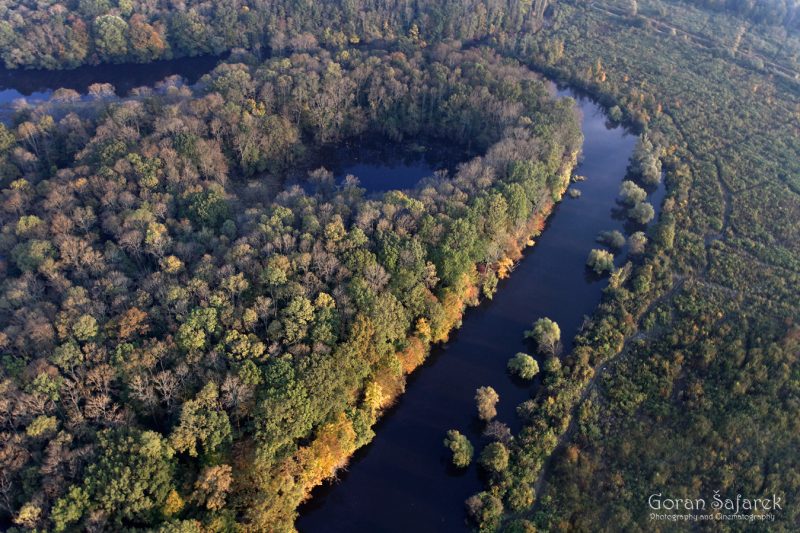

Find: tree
51;487;89;532
78;0;110;18
628;134;662;185
176;308;219;352
187;187;230;229
129;15;166;61
507;353;540;380
475;386;499;422
627;201;655;224
628;231;648;254
281;296;314;344
170;382;232;458
52;428;176;530
465;491;503;530
618;180;647;205
72;314;98;341
586;249;615;275
597;230;626;249
192;465;233;511
94;15;129;62
479;442;509;473
444;430;474;468
525;318;561;355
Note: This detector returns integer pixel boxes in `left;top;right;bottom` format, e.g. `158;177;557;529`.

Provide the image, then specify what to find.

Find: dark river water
0;59;664;533
296;88;664;532
0;55;222;104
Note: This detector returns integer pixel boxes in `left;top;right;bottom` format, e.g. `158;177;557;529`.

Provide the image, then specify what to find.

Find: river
0;55;223;105
296;87;664;532
0;59;664;532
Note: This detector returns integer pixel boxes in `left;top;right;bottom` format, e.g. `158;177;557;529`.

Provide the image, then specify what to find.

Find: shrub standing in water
507;353;540;379
587;248;615;275
627;201;655;224
443;430;474;468
597;229;626;249
618;180;647;205
525;317;561;355
475;386;500;422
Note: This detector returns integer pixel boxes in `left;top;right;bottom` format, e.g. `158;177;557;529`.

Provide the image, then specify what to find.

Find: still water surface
319;140;468;192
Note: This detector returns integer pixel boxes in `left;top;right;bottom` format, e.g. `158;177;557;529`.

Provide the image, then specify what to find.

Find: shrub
627;201;655;224
443;430;473;468
587;248;615;274
507;353;540;379
597;229;626;249
475;386;500;422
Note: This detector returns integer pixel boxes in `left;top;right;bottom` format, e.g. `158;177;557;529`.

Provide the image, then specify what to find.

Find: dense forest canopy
0;40;580;530
0;0;550;69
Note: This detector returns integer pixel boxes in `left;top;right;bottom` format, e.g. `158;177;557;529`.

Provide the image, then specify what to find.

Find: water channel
296;87;664;532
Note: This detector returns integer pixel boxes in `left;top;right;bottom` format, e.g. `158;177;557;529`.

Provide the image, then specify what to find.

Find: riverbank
272;150;578;528
297;88;660;532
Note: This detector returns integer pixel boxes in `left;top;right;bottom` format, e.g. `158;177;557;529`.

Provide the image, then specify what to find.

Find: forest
1;0;798;531
0;38;581;530
0;0;548;70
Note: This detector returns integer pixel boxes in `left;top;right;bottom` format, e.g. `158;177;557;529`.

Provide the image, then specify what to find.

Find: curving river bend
297;86;664;532
0;59;664;532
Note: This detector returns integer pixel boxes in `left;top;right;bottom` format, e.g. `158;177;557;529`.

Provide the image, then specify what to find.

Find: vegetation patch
0;43;580;530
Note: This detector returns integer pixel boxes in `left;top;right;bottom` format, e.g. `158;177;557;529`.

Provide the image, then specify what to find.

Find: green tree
52;428;176;530
281;296;314;344
11;239;55;271
465;491;503;531
627;201;655;224
618;180;646;205
78;0;110;18
475;386;499;422
72;314;99;342
507;353;540;380
525;317;561;355
586;248;615;275
176;307;219;352
170;382;232;458
444;430;474;468
187;187;230;228
51;487;89;532
628;231;648;254
94;15;129;62
479;442;509;473
597;229;626;249
628;134;662;185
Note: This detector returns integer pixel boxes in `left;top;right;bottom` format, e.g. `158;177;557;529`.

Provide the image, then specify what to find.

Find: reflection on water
0;54;223;105
314;139;468;193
